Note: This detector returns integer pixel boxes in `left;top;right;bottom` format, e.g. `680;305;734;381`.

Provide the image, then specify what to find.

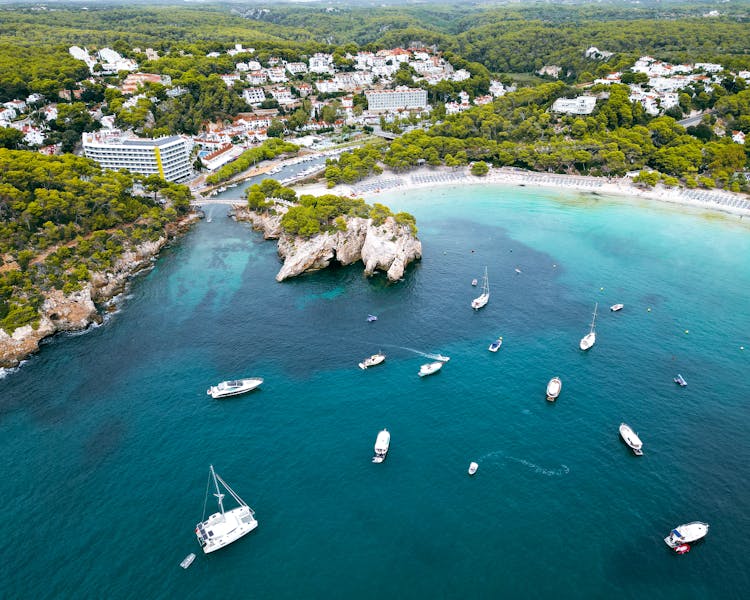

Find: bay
1;183;749;599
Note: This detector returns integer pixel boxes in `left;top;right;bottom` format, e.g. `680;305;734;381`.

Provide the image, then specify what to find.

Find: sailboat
195;465;258;554
471;267;490;310
579;302;598;351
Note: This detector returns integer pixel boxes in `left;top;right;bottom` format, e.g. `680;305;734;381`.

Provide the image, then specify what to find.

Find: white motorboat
180;553;196;569
195;465;258;554
579;302;598;351
610;303;624;312
488;337;503;352
619;422;644;455
418;361;443;377
207;378;263;399
664;522;709;549
359;353;385;370
471;278;478;286
372;429;390;463
434;354;451;362
674;374;687;387
471;267;490;310
468;462;478;475
546;377;562;401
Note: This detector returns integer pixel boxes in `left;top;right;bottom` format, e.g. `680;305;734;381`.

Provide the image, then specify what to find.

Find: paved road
678;111;712;128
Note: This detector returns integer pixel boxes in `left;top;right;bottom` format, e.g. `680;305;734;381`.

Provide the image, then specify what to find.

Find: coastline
293;166;750;219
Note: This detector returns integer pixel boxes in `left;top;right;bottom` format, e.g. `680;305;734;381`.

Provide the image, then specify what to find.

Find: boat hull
418;362;443;377
207;378;264;399
373;429;390;463
579;333;596;351
468;462;478;475
546;377;562;401
619;423;643;455
664;522;709;548
196;506;258;554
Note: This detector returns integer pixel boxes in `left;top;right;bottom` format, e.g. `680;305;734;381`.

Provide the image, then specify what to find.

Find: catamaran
471;267;490;310
195;465;258;554
579;302;598;351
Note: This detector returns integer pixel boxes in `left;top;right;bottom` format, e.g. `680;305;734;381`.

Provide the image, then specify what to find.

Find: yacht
372;429;390;463
619;423;644;455
207;378;263;399
610;303;624;312
468;462;478;475
195;465;258;554
471;267;490;310
418;361;443;377
546;377;562;401
488;337;503;352
674;374;688;387
664;522;709;550
359;353;386;370
579;302;598;351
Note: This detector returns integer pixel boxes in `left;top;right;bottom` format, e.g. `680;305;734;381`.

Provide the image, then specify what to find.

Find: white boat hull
373;429;390;463
418;361;443;377
610;304;624;312
468;462;478;475
619;423;643;455
196;506;258;554
579;332;596;351
546;377;562;401
664;522;709;548
489;338;502;352
359;354;386;370
471;294;489;310
207;378;263;399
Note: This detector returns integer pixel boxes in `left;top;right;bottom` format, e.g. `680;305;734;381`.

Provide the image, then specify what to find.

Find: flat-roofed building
365;87;428;112
82;132;192;182
551;96;597;115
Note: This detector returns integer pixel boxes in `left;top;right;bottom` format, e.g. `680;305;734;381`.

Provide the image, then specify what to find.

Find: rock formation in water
0;215;199;368
232;205;422;282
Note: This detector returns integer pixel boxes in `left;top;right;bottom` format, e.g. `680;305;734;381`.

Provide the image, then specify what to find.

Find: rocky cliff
0;215;199;368
233;205;422;282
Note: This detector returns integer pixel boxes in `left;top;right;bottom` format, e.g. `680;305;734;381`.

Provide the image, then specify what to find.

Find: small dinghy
488;337;503;352
674;374;687;387
468;462;478;475
674;544;691;554
610;303;624;312
180;553;196;569
471;279;478;286
367;314;378;322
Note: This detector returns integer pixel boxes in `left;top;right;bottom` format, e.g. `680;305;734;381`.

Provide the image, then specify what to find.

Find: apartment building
82;132;192;182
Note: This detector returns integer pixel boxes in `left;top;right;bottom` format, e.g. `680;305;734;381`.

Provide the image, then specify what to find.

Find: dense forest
0;150;190;333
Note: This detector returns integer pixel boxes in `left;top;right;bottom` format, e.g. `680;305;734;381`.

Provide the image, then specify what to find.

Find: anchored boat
195;465;258;554
372;429;390;463
418;361;443;377
488;337;503;352
664;522;709;550
207;378;263;399
579;302;598;351
359;353;386;370
619;423;644;455
468;462;478;475
471;267;490;310
546;377;562;401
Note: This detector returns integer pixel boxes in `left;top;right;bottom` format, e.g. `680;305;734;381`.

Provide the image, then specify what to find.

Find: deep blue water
2;184;749;599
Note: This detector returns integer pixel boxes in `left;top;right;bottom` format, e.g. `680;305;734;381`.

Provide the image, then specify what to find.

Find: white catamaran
579;302;598;351
471;267;490;310
195;465;258;554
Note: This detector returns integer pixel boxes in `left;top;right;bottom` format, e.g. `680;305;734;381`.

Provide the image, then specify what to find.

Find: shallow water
1;184;749;599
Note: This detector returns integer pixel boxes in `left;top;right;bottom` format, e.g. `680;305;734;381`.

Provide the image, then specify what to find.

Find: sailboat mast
210;464;225;515
590;302;598;332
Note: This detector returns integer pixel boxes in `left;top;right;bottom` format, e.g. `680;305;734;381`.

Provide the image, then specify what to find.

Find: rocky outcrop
274;216;421;282
231;205;287;239
0;214;200;368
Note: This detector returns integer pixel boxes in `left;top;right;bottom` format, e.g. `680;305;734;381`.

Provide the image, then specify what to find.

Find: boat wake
476;450;570;477
391;345;450;361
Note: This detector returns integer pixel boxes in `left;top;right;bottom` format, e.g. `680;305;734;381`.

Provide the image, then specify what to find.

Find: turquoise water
2;184;749;599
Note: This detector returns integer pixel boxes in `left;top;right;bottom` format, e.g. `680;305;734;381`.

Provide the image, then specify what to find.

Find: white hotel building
82;132;192;182
365;87;428;112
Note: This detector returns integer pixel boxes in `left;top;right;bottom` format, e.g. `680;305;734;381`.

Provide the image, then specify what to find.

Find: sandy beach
293;166;750;219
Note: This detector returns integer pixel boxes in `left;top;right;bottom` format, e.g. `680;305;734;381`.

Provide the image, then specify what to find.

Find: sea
1;184;749;599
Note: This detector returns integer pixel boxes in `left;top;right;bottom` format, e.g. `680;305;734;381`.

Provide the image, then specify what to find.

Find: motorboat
468;462;478;475
434;354;451;362
674;374;687;387
195;465;258;554
515;268;522;274
372;429;390;463
180;553;196;569
619;423;644;455
471;278;478;286
207;378;263;399
359;353;385;370
579;302;598;351
366;314;378;322
471;267;490;310
610;303;624;312
546;377;562;401
664;522;709;550
418;361;443;377
488;337;503;352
